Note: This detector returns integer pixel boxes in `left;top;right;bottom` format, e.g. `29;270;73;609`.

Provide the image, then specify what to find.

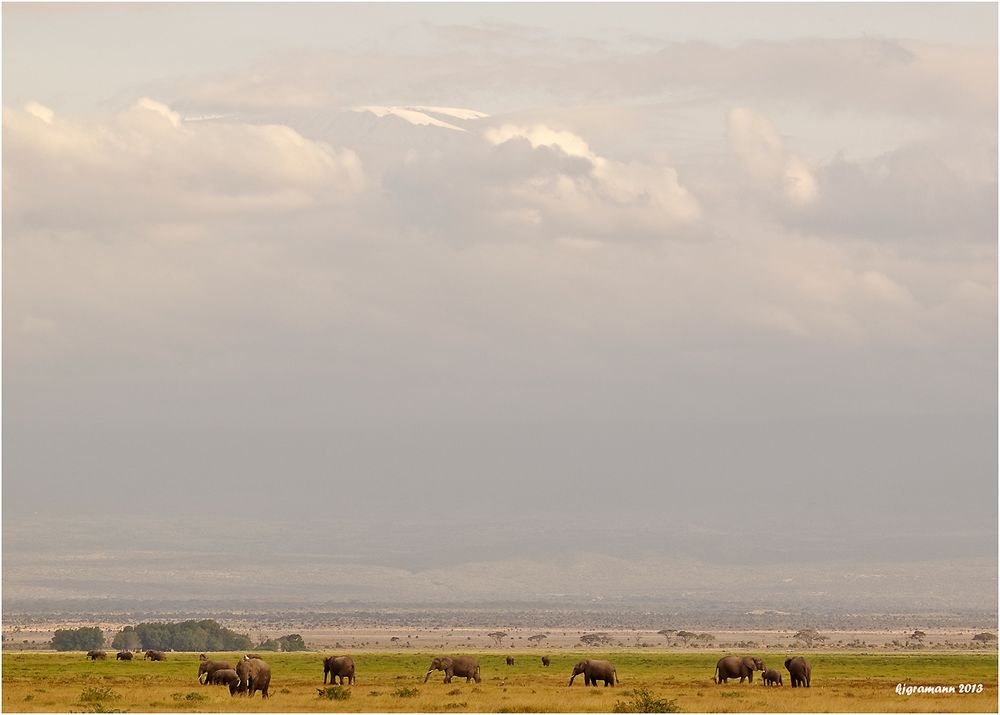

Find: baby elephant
762;669;783;687
506;656;515;666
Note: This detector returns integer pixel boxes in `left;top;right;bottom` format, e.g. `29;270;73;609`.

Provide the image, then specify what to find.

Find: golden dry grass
2;650;996;712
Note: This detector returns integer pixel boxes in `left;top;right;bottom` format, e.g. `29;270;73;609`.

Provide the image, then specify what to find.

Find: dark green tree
111;626;141;651
51;627;104;651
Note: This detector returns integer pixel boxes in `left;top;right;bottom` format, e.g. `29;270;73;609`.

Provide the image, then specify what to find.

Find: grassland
2;651;996;713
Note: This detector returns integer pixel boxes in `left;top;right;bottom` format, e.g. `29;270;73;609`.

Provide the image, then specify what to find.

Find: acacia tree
657;629;677;646
580;633;613;647
527;634;547;646
488;631;509;647
675;630;697;645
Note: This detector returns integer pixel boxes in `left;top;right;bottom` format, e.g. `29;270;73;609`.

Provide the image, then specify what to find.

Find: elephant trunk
423;671;433;683
568;674;577;687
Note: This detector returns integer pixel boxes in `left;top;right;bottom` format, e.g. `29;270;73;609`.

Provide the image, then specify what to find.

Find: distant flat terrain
2;651;996;713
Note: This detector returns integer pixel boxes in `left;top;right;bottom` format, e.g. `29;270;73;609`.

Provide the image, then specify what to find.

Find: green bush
79;686;119;703
612;688;681;713
170;692;206;702
392;687;420;698
317;686;352;700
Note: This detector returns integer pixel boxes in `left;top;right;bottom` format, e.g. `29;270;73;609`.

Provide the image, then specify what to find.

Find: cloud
3;99;364;229
727;106;817;204
796;136;998;241
483;123;702;238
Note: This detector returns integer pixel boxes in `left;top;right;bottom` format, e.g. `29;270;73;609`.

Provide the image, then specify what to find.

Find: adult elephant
198;658;234;684
323;655;355;685
784;656;812;688
506;656;515;666
116;651;133;661
569;659;617;687
236;655;271;698
86;650;106;660
424;656;481;684
541;656;550;667
144;650;167;661
714;656;764;684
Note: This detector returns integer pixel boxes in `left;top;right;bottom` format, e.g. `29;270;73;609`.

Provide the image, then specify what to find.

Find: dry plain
2;648;996;713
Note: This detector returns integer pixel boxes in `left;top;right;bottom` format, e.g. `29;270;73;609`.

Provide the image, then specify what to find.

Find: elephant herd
714;655;812;688
197;654;272;698
89;648;813;698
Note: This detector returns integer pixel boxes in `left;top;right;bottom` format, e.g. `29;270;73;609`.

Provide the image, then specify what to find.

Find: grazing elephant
762;669;783;687
424;656;481;684
236;655;271;698
87;650;107;660
506;656;515;666
198;659;234;684
541;656;550;667
715;656;764;684
144;650;167;661
569;659;617;687
116;651;133;661
207;668;240;695
323;655;356;685
784;656;811;688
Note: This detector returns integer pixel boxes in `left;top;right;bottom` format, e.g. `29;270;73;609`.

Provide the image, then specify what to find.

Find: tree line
50;620;308;652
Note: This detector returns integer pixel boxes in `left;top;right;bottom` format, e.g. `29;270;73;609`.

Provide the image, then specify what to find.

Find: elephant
714;656;764;684
198;659;234;684
541;656;550;667
762;669;783;687
236;655;271;698
424;656;481;684
784;656;811;688
116;651;133;661
144;650;167;661
323;655;356;685
209;668;240;695
87;650;107;660
506;656;515;666
569;659;617;687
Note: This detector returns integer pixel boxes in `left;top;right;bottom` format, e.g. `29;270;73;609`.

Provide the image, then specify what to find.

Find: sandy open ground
4;621;992;653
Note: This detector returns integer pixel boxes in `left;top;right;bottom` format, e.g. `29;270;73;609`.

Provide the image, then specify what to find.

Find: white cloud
3;99;364;228
24;101;54;124
727;106;817;204
484;123;702;237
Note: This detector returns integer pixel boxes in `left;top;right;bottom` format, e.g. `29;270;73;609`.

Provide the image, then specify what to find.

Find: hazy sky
3;3;996;606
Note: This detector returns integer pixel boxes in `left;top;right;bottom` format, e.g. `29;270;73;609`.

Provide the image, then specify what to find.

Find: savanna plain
3;650;996;713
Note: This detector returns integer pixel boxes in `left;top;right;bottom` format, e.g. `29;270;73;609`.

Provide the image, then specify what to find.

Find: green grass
1;651;996;712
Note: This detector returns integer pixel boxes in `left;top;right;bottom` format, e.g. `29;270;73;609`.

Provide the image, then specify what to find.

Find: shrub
79;686;119;703
612;688;681;713
317;686;352;700
392;687;420;698
170;692;206;702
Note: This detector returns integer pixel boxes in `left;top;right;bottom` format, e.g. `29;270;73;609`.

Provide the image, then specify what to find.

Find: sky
3;3;997;609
